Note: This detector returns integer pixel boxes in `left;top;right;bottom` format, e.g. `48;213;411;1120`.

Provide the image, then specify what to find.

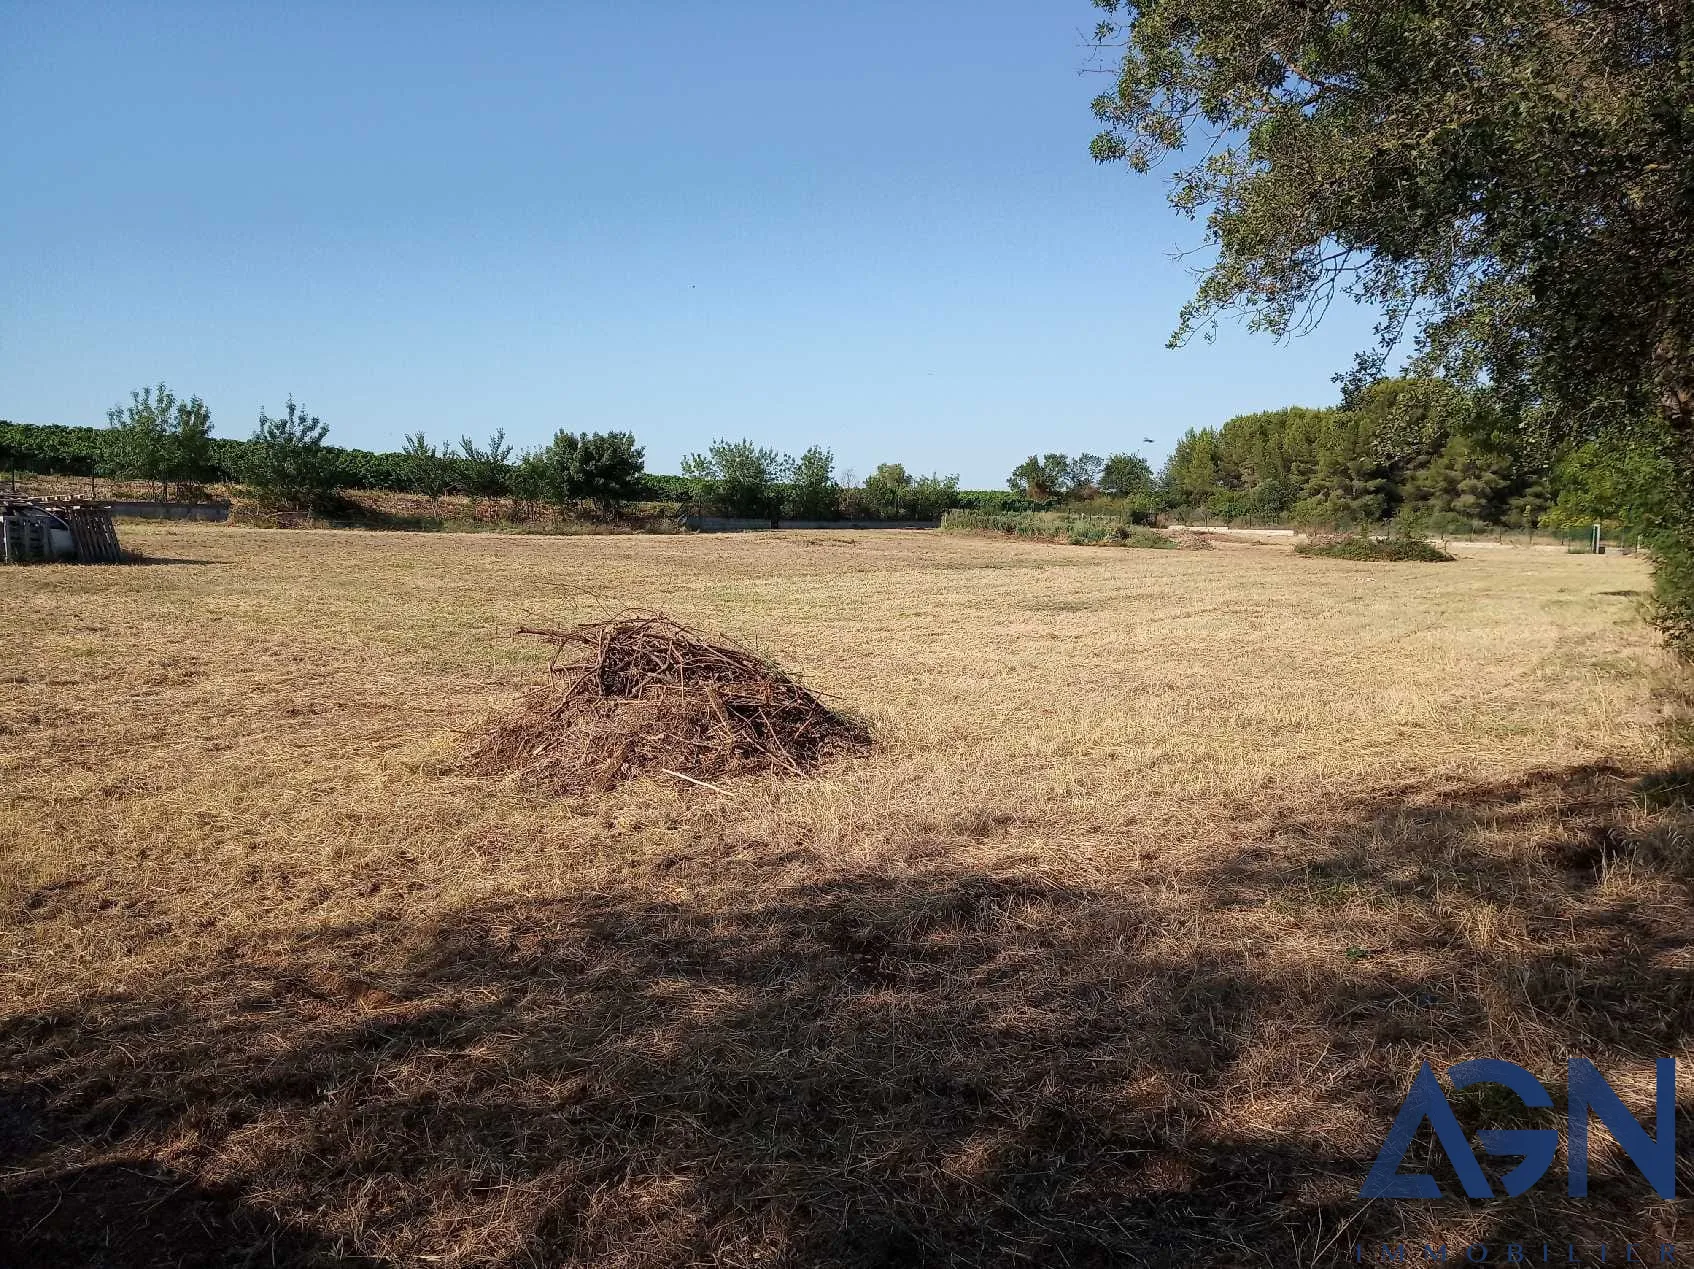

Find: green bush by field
940;510;1173;548
1295;534;1454;562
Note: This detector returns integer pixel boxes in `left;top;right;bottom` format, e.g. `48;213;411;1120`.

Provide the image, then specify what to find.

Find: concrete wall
106;500;229;522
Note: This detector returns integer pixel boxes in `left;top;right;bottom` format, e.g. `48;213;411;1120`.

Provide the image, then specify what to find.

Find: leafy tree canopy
1088;0;1694;451
1007;453;1106;501
105;383;216;497
906;472;961;519
1157;378;1561;530
681;439;790;518
458;430;513;500
242;397;335;509
861;463;958;519
535;430;647;511
1101;452;1155;497
788;446;839;519
1544;419;1680;536
863;462;913;516
401;432;452;500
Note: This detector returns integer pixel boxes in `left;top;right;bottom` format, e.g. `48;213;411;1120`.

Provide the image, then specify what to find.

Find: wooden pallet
1;500;122;563
50;505;122;563
1;510;49;563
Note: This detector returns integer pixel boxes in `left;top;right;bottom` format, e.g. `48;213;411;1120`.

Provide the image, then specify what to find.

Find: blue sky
0;1;1381;486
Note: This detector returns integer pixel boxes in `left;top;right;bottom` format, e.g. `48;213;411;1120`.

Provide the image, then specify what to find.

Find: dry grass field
2;524;1691;1267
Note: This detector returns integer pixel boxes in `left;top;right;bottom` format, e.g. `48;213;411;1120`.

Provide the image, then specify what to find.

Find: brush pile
471;614;867;792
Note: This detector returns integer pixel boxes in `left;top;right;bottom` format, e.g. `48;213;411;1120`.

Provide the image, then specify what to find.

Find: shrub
951;489;1040;514
941;510;1173;548
458;430;514;501
240;398;337;509
1106;524;1173;549
400;432;453;500
942;510;1072;540
640;473;693;503
104;383;216;499
681;439;787;518
1050;493;1161;525
785;446;839;519
535;430;647;513
1066;519;1114;545
1647;519;1694;659
1295;533;1454;562
0;420;110;478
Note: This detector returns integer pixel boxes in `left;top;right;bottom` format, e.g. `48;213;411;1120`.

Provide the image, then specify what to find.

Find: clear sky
1;1;1381;487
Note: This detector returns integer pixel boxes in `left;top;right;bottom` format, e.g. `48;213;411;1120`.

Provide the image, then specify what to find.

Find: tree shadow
0;1095;366;1267
3;763;1692;1266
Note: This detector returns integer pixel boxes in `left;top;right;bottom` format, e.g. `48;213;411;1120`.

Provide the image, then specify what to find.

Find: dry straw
3;523;1685;1265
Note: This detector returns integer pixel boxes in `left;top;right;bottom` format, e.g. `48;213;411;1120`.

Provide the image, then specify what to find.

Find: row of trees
93;387;349;509
6;378;1668;533
101;384;218;500
1157;378;1672;537
988;379;1671;539
1;389;975;520
377;431;963;521
1006;451;1155;503
392;428;648;512
679;441;959;520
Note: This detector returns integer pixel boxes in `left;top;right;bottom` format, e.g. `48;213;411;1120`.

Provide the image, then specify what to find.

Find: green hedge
940;509;1172;547
0;421;109;476
1294;534;1454;562
949;489;1042;514
0;421;703;501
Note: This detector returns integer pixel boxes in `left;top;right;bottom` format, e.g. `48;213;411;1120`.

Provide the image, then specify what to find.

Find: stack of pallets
47;503;123;563
0;498;122;564
1;502;51;563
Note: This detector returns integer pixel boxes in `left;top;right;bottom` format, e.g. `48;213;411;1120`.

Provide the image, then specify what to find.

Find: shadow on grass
0;1154;369;1268
3;764;1692;1266
0;554;226;568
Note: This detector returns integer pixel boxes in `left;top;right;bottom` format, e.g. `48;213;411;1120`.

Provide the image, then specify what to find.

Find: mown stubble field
2;525;1689;1266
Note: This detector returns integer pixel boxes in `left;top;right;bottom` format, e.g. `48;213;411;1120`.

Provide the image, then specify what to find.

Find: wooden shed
1;498;122;564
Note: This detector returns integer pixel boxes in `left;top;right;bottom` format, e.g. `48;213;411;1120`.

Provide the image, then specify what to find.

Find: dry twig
472;614;868;791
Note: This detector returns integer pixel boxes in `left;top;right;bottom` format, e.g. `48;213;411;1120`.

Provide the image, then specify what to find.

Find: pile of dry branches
471;614;867;792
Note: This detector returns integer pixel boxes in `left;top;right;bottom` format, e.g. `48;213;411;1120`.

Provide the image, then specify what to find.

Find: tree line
1005;451;1156;505
0;387;1013;521
6;378;1662;536
1000;379;1669;539
1149;379;1671;538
